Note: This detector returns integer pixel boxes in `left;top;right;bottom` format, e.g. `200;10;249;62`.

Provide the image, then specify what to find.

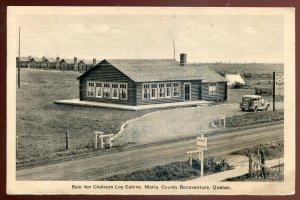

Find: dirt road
17;124;283;181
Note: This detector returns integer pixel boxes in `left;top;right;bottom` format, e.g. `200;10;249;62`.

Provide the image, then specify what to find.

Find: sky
13;7;284;63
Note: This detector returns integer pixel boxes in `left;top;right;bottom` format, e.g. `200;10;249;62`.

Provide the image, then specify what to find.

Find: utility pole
273;71;276;111
173;39;175;60
18;27;21;89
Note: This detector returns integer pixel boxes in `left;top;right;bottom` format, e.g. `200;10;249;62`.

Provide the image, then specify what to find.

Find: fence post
260;149;266;179
249;153;253;177
66;130;70;150
100;136;104;149
109;136;112;149
200;150;204;178
94;132;98;148
188;154;192;167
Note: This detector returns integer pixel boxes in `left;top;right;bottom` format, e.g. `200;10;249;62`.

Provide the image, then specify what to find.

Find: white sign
275;72;284;96
196;136;207;150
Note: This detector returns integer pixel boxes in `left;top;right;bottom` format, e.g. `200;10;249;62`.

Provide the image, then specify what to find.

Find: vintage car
240;95;270;112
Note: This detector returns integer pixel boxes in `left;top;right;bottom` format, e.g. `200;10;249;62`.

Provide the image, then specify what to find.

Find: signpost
186;135;208;177
273;72;284;111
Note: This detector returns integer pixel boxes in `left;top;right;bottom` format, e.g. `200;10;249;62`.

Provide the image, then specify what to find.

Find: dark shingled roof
79;59;95;65
17;57;29;62
61;58;74;64
47;58;58;63
78;59;227;83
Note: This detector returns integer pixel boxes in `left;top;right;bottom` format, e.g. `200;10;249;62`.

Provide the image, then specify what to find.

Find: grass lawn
206;63;283;74
101;158;230;181
16;69;150;161
224;110;284;128
16;68;283;162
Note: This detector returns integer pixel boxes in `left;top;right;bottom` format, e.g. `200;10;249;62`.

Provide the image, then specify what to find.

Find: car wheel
253;106;258;112
266;105;269;110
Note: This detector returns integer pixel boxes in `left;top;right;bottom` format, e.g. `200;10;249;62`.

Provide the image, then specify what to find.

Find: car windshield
242;97;251;102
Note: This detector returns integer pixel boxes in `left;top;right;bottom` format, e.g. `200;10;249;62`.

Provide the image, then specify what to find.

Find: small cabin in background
16;56;97;71
16;57;30;68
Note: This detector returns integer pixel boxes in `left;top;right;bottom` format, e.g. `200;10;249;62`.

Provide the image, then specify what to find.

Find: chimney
56;57;60;63
74;57;77;64
42;56;45;61
28;55;32;61
93;58;96;65
180;53;187;66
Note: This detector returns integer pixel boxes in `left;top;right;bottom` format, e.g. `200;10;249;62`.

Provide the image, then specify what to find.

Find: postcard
7;6;295;195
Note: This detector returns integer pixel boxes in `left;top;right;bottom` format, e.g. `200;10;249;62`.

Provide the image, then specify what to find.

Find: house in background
16;56;97;71
28;57;37;68
48;57;60;69
77;60;87;71
35;57;46;69
16;57;30;68
75;58;97;71
40;57;51;69
58;58;74;70
77;54;227;106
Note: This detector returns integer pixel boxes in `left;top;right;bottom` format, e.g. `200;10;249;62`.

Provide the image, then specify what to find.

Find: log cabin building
77;54;227;106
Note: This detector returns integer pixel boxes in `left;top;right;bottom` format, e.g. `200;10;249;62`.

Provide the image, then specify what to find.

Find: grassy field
16;66;283;162
205;63;283;74
17;69;150;161
224;111;284;128
101;158;230;181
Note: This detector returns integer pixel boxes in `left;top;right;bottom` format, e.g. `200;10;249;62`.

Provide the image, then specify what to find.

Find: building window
151;84;158;99
96;82;102;98
103;83;111;98
173;82;180;97
119;83;128;100
141;82;182;100
143;84;150;99
166;83;172;98
87;82;95;97
112;83;119;99
91;82;128;100
209;83;217;95
158;83;165;98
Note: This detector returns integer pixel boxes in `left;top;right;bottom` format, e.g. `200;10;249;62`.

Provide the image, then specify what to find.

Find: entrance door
184;83;191;101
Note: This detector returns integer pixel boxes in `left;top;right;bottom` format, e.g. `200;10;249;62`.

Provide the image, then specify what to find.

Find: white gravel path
114;104;239;146
114;101;284;146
